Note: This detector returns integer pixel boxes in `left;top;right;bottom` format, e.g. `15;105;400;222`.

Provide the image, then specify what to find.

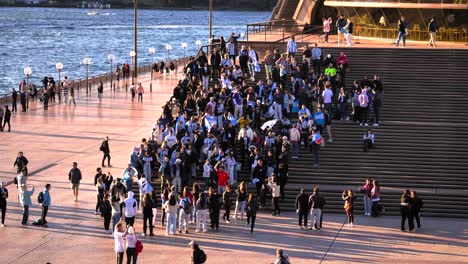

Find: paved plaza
0;72;467;264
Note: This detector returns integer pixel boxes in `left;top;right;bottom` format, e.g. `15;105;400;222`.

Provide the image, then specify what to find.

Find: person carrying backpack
39;184;51;227
179;188;192;234
189;240;207;264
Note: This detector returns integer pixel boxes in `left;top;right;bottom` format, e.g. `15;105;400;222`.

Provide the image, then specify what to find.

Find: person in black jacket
68;162;82;202
410;191;423;228
295;189;309;229
100;136;111;167
141;193;154;236
246;194;257;233
428;17;438;47
2;105;11;132
210;47;222;81
252;159;267;197
222;185;232;223
208;187;220;230
400;190;414;232
189;240;207;264
0;181;8;227
14;151;28;175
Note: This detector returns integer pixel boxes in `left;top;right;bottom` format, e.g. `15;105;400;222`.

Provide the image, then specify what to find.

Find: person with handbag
342;190;355;227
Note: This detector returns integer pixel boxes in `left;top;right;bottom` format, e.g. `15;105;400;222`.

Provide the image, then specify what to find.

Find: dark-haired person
371;180;381;217
360;178;373;216
309;187;325;230
0;181;8;227
164;194;178;236
295;188;309;229
342;190;355;227
428;17;438;47
100;136;111;167
14;151;28;176
141;193;154;236
68;162;82;202
101;193;112;234
411;191;424;229
363;129;375;152
195;192;208;233
246;194;257;233
400;190;414;232
269;175;281;216
208;187;220;231
40;184;51;227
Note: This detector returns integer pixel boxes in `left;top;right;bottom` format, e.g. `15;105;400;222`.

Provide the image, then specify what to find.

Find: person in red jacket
214;160;230;194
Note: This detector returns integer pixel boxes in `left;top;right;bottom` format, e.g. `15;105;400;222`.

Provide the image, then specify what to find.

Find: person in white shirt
164;130;177;149
358;87;369;126
287;36;297;57
203;160;212;190
322;85;334;113
237;124;254;141
123;191;138;227
113;220;127;264
137;177;152;206
269;175;281;216
125;226;138;264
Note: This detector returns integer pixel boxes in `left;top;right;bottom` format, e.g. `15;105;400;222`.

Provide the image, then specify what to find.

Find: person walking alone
246;194;257;233
342;190;355;227
428;17;438;47
68;162;82;202
394;16;408;48
0;181;8;227
269;175;281;216
1;105;11;132
295;188;309;229
100;136;111;167
97;81;104;102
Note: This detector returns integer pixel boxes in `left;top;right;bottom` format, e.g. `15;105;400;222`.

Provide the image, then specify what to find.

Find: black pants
104;214;111;230
413;208;421;228
126;248;137;264
96;194;103;213
247;214;256;233
363;139;373;151
138;93;143;102
116;252;124;264
2;120;11;131
41;206;49;225
161;208;166;226
359;106;368;124
223;205;231;221
299;209;308;227
310;143;320;164
280;184;286;200
21;101;26;112
125;216;135;227
401;206;414;231
371;201;380;217
12;101;17;112
272;197;280;215
0;203;6;224
373;103;380;124
210;209;219;229
346;208;354;224
143;211;154;234
102;152;111;166
312;59;321;74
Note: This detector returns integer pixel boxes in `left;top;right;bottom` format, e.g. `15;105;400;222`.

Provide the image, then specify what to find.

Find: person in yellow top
237;114;252;129
324;63;336;77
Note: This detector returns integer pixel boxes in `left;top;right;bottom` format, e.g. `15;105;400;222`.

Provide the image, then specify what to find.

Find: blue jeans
396;32;406;47
22;205;29;224
363;196;372;215
112;213;121;232
339;102;347;119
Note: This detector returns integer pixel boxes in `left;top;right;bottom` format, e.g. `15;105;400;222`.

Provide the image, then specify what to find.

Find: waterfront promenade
0;70;467;263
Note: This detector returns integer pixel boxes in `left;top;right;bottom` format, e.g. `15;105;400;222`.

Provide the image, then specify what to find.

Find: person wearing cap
68;162;82;202
189;240;207;264
18;183;34;225
0;181;8;227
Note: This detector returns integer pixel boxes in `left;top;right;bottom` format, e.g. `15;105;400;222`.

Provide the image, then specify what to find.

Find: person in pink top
136;82;144;102
322;17;333;43
358;87;369;126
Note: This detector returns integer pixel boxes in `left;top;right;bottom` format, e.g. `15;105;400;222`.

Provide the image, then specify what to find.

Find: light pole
56;62;63;102
196;40;202;56
23;66;32;110
165;44;172;62
209;0;213;49
83;58;92;96
181;42;187;64
134;0;138;82
108;54;115;92
148;47;155;92
130;50;136;84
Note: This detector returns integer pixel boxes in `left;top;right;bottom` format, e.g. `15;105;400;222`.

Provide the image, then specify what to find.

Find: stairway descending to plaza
136;47;468;219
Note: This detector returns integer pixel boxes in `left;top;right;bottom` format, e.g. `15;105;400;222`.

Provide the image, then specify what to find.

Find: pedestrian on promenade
129;82;136;102
287;36;297;58
1;105;11;132
342;190;355;227
123;164;137;192
179;189;191;234
269;175;281;216
234;181;247;220
160;187;169;226
142;151;153;182
428;17;438;47
394;16;408;48
97;81;104;102
110;195;121;233
14;151;28;175
222;185;232;223
208;187;220;231
95;177;105;215
0;106;3;131
322;17;332;43
195;192;208;233
125;226;138;264
68;162;82;202
42;89;50;110
189;240;207;264
141;192;155;236
100;136;111;167
400;190;414;232
114;220;127;264
101;193;112;234
164;194;178;235
410;191;423;229
11;88;18;112
137;82;144;102
18;183;34;225
68;85;76;105
20;87;27;112
158;155;172;191
371;180;381;217
295;188;309;229
344;18;354;47
273;249;291;264
360;178;373;216
123;191;138;227
246;193;257;233
336;15;346;47
309;187;325;230
0;181;8;227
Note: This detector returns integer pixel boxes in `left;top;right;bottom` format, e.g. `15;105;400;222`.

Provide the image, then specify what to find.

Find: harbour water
0;7;269;94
